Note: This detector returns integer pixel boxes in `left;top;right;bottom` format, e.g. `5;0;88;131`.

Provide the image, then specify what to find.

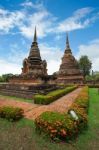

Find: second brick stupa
57;33;84;84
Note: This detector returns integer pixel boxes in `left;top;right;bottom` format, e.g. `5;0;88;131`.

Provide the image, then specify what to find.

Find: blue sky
0;0;99;75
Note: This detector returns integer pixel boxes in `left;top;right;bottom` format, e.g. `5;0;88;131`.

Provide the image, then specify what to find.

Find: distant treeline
86;73;99;82
0;74;13;82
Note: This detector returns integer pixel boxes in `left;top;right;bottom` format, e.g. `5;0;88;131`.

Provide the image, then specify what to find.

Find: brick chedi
9;27;47;84
22;27;47;76
57;34;84;84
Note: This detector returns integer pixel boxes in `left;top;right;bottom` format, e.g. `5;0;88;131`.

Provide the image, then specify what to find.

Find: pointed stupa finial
66;32;70;49
34;26;37;42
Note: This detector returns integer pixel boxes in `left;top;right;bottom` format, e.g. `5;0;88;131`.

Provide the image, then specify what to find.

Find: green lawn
0;88;99;150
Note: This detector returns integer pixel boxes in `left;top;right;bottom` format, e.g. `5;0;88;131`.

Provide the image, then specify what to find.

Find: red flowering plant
35;111;81;141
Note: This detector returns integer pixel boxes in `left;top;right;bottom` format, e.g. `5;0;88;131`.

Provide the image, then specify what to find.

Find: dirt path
0;87;82;120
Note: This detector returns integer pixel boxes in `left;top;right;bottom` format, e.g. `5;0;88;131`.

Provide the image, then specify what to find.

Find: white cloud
0;8;25;33
8;44;28;64
0;59;21;75
20;0;33;7
20;0;43;10
39;43;63;74
47;60;61;75
54;34;62;41
19;10;54;38
0;2;55;38
76;39;99;71
0;42;28;75
55;7;99;32
0;4;99;38
19;6;99;37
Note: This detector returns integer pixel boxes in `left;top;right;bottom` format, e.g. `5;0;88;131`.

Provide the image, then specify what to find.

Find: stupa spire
65;32;72;54
66;33;70;49
33;26;37;42
29;26;41;59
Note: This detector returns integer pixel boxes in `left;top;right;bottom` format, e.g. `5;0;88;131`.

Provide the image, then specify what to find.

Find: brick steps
0;84;59;99
0;89;34;99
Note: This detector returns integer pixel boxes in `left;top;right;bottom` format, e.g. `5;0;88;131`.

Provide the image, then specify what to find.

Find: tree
0;74;13;82
78;55;92;79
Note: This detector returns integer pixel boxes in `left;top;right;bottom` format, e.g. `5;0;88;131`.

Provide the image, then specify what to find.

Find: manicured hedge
35;86;89;141
68;86;89;130
88;84;99;88
70;86;89;113
34;86;77;104
0;106;24;121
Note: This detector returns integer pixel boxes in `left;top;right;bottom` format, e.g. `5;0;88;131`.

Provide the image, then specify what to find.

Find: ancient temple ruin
9;27;47;84
22;27;47;76
0;31;84;98
57;34;84;84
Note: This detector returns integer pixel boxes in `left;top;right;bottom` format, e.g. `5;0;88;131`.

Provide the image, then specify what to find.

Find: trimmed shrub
88;84;99;88
68;86;89;130
35;86;89;141
69;86;89;113
34;86;77;104
0;106;24;121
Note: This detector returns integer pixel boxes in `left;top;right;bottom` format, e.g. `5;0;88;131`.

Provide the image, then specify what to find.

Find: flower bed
34;85;77;104
0;106;24;121
35;86;89;141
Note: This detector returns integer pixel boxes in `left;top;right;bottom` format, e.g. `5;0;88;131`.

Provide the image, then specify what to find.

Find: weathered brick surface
0;88;82;120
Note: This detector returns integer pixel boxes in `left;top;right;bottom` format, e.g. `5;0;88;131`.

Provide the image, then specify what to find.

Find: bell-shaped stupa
57;33;84;84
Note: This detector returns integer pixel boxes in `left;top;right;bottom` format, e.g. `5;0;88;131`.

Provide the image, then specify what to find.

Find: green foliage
88;85;99;88
0;76;5;82
86;73;99;81
35;86;89;141
71;86;89;112
0;73;13;82
78;55;92;78
34;86;77;104
68;86;89;127
85;75;94;81
0;106;24;121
